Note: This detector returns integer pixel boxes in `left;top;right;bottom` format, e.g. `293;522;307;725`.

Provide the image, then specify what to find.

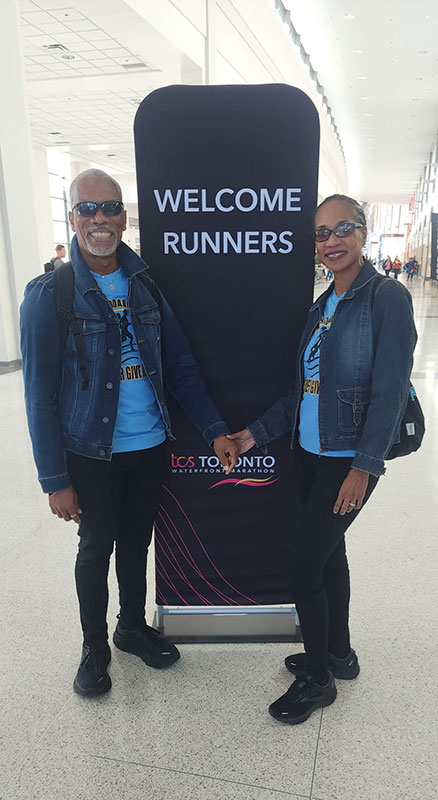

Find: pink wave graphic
154;485;260;606
209;477;278;490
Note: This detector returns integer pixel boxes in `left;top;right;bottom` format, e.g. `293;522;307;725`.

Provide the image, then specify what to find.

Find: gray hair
69;169;123;207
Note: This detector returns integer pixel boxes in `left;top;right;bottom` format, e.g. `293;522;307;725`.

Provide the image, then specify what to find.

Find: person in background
44;244;66;272
405;256;418;282
21;169;239;699
392;256;402;280
228;194;416;726
382;255;392;277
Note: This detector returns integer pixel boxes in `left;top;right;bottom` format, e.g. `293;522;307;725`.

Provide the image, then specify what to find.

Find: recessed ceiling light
357;75;367;79
425;14;433;19
61;54;75;61
419;50;428;54
364;113;372;116
352;48;362;53
342;13;355;19
360;96;369;100
415;77;423;80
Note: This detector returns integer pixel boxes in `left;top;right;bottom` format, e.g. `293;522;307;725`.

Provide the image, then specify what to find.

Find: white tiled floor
1;276;437;800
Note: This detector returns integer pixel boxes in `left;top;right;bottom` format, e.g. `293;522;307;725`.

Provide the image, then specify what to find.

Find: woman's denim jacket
249;261;417;477
20;237;228;493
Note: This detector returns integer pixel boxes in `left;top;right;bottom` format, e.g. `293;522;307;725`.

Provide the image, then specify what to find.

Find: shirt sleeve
352;280;417;476
20;280;71;493
159;292;229;443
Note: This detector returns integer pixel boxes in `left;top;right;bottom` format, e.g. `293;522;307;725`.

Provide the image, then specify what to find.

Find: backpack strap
370;272;385;302
136;270;163;315
53;261;89;391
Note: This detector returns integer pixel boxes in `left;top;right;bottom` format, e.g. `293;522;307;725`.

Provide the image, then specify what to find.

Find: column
0;0;42;363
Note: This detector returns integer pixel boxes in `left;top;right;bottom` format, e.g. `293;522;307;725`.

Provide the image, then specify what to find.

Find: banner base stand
153;605;303;643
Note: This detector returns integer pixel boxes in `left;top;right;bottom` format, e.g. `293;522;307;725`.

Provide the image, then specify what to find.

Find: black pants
66;444;167;647
291;445;379;682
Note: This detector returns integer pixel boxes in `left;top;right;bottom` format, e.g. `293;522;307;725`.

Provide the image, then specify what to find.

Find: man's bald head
69;169;122;208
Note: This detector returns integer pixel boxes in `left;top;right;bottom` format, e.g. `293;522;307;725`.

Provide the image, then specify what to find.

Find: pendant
109;281;115;291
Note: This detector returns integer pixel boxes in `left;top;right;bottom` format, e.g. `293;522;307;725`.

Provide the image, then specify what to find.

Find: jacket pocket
337;388;371;432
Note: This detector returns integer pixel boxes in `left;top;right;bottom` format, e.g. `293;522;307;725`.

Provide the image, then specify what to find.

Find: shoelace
285;676;316;702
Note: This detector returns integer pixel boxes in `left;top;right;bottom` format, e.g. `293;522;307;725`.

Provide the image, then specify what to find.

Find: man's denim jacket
249;261;417;477
20;237;228;493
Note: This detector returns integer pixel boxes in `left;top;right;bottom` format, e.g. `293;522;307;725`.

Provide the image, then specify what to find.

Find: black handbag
385;383;425;459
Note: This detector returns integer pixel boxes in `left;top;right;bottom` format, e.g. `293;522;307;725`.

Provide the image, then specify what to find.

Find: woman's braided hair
314;194;367;228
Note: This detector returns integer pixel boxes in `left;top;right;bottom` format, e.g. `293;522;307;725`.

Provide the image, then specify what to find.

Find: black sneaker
285;648;360;680
73;643;111;697
113;620;180;669
269;672;337;725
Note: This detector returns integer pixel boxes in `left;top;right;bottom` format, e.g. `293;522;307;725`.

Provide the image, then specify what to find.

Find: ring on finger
348;502;356;507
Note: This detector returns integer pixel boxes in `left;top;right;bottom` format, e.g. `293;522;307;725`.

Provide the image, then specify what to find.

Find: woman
392;255;402;280
228;195;416;725
383;255;392;277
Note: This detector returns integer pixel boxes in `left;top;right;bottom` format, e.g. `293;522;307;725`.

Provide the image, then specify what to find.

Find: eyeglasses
72;201;124;217
314;222;364;243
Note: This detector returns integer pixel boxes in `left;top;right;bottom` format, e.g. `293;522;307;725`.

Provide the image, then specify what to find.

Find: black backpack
44;258;56;273
53;261;162;391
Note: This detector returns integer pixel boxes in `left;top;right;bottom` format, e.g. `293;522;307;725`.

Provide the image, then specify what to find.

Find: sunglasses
72;201;124;217
314;222;364;243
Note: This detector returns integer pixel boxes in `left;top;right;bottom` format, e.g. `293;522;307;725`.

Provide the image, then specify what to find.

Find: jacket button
106;382;113;389
99;449;105;457
107;348;114;356
102;417;110;423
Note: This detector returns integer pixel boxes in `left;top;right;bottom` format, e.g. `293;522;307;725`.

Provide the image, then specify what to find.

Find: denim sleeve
352;281;417;476
20;280;71;493
247;388;296;451
159;293;228;444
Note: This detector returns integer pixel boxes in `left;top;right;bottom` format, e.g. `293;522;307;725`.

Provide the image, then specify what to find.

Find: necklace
101;269;119;291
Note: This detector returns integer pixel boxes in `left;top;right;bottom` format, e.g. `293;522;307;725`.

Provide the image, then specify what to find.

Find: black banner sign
134;84;320;606
431;212;438;281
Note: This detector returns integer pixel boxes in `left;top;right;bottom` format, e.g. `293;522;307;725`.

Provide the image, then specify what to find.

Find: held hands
213;435;240;475
226;428;255;455
49;487;82;523
333;468;369;515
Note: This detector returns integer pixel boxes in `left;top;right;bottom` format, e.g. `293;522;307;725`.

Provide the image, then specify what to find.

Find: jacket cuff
248;420;269;454
351;451;386;477
203;421;229;445
39;471;72;494
248;419;270;447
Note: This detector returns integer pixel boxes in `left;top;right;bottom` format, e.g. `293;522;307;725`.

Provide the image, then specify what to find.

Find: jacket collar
310;259;377;312
70;236;150;295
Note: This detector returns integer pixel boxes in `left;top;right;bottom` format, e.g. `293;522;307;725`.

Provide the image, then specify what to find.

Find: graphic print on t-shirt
303;317;333;397
91;268;165;452
299;290;355;457
107;297;147;382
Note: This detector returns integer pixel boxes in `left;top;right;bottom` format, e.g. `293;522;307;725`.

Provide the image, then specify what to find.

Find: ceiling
19;0;438;200
283;0;438;204
19;0;184;172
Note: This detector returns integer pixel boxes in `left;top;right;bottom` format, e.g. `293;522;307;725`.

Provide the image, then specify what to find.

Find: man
44;243;66;272
21;169;239;697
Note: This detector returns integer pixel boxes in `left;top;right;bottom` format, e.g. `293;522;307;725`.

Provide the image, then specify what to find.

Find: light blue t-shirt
298;290;356;457
92;268;165;453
